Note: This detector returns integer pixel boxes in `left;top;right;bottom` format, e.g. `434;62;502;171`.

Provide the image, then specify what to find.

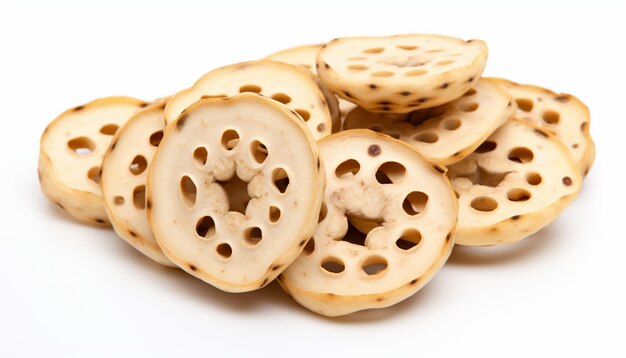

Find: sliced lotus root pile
100;100;175;267
317;34;488;114
164;60;333;139
278;130;457;316
38;96;148;226
148;94;325;292
344;78;515;165
265;44;354;128
493;78;595;176
448;120;582;246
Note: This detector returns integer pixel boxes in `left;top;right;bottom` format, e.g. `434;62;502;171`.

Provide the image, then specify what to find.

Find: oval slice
448;120;582;246
344;78;515;165
38;96;147;226
101;99;174;266
317;34;488;113
148;94;325;292
278;130;457;316
164;60;333;139
493;78;595;176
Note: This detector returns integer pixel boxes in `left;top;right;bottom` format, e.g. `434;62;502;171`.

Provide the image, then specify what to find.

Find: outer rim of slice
278;129;457;316
38;96;147;226
100;101;175;267
147;93;325;292
492;78;595;177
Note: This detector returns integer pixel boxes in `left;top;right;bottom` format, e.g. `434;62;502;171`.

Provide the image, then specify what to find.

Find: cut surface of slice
494;78;595;176
38;96;147;226
148;94;325;292
317;34;487;113
278;130;457;316
448;120;582;246
164;60;333;139
101;100;174;266
344;78;515;165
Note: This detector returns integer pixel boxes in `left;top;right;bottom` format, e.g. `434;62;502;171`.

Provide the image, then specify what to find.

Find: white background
1;1;624;357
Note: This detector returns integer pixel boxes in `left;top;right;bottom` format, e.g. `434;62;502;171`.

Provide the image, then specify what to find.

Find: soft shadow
448;224;560;266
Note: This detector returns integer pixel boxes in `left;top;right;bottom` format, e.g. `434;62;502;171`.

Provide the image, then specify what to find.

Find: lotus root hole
471;196;498;212
129;155;148;175
397;45;418;50
244;227;263;245
362;256;388;276
348;64;369;71
508;147;534;164
250;140;268;164
443;117;461;130
303;238;315;255
526;172;542;185
321;257;345;274
87;166;100;184
193;147;208;167
403;191;428;215
475;141;497;153
342;218;372;247
272;168;290;194
363;47;384;54
269;206;281;223
99;124;119;135
371;71;394;77
516;98;534;112
221;130;240;151
294;109;311;122
436;59;454;66
68;137;95;155
507;188;532;202
426;49;444;53
463;88;477;97
414;132;439;143
375;161;406;184
396;229;422;251
132;185;146;210
542;110;560;124
460;102;479;112
271;93;291;104
335;159;361;178
217;174;251;215
239;84;261;93
179;175;197;209
149;130;164;147
216;243;232;259
196;216;216;239
318;202;327;223
406;69;427;77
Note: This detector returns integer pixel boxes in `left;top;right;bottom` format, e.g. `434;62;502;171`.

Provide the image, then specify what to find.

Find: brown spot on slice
272;264;282;271
562;176;572;186
368;144;381;157
555;95;570;102
259;278;269;288
189;264;197;271
410;278;419;285
511;215;520;220
114;196;125;205
534;129;548;138
176;115;188;130
95;218;105;224
317;123;325;132
129;231;138;238
440;82;449;89
400;91;410;96
73;105;84;111
369;84;378;89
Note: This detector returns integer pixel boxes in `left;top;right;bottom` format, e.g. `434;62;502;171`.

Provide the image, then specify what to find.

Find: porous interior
321;35;485;83
101;107;166;256
496;80;590;167
150;95;321;286
344;79;514;164
448;120;581;228
266;44;322;73
282;131;456;296
164;61;332;139
42;100;145;194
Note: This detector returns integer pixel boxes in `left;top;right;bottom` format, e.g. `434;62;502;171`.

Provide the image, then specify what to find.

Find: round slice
38;96;148;226
448;120;582;246
344;78;515;165
148;94;325;292
493;78;595;176
265;44;343;132
164;60;333;139
101;100;175;266
278;130;457;316
317;34;488;113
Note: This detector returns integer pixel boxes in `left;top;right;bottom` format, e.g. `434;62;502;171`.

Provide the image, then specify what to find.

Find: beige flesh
279;130;457;316
101;100;175;267
148;94;325;292
38;96;147;226
265;45;342;132
493;78;595;176
317;34;488;113
448;120;582;246
344;78;515;165
164;60;333;140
